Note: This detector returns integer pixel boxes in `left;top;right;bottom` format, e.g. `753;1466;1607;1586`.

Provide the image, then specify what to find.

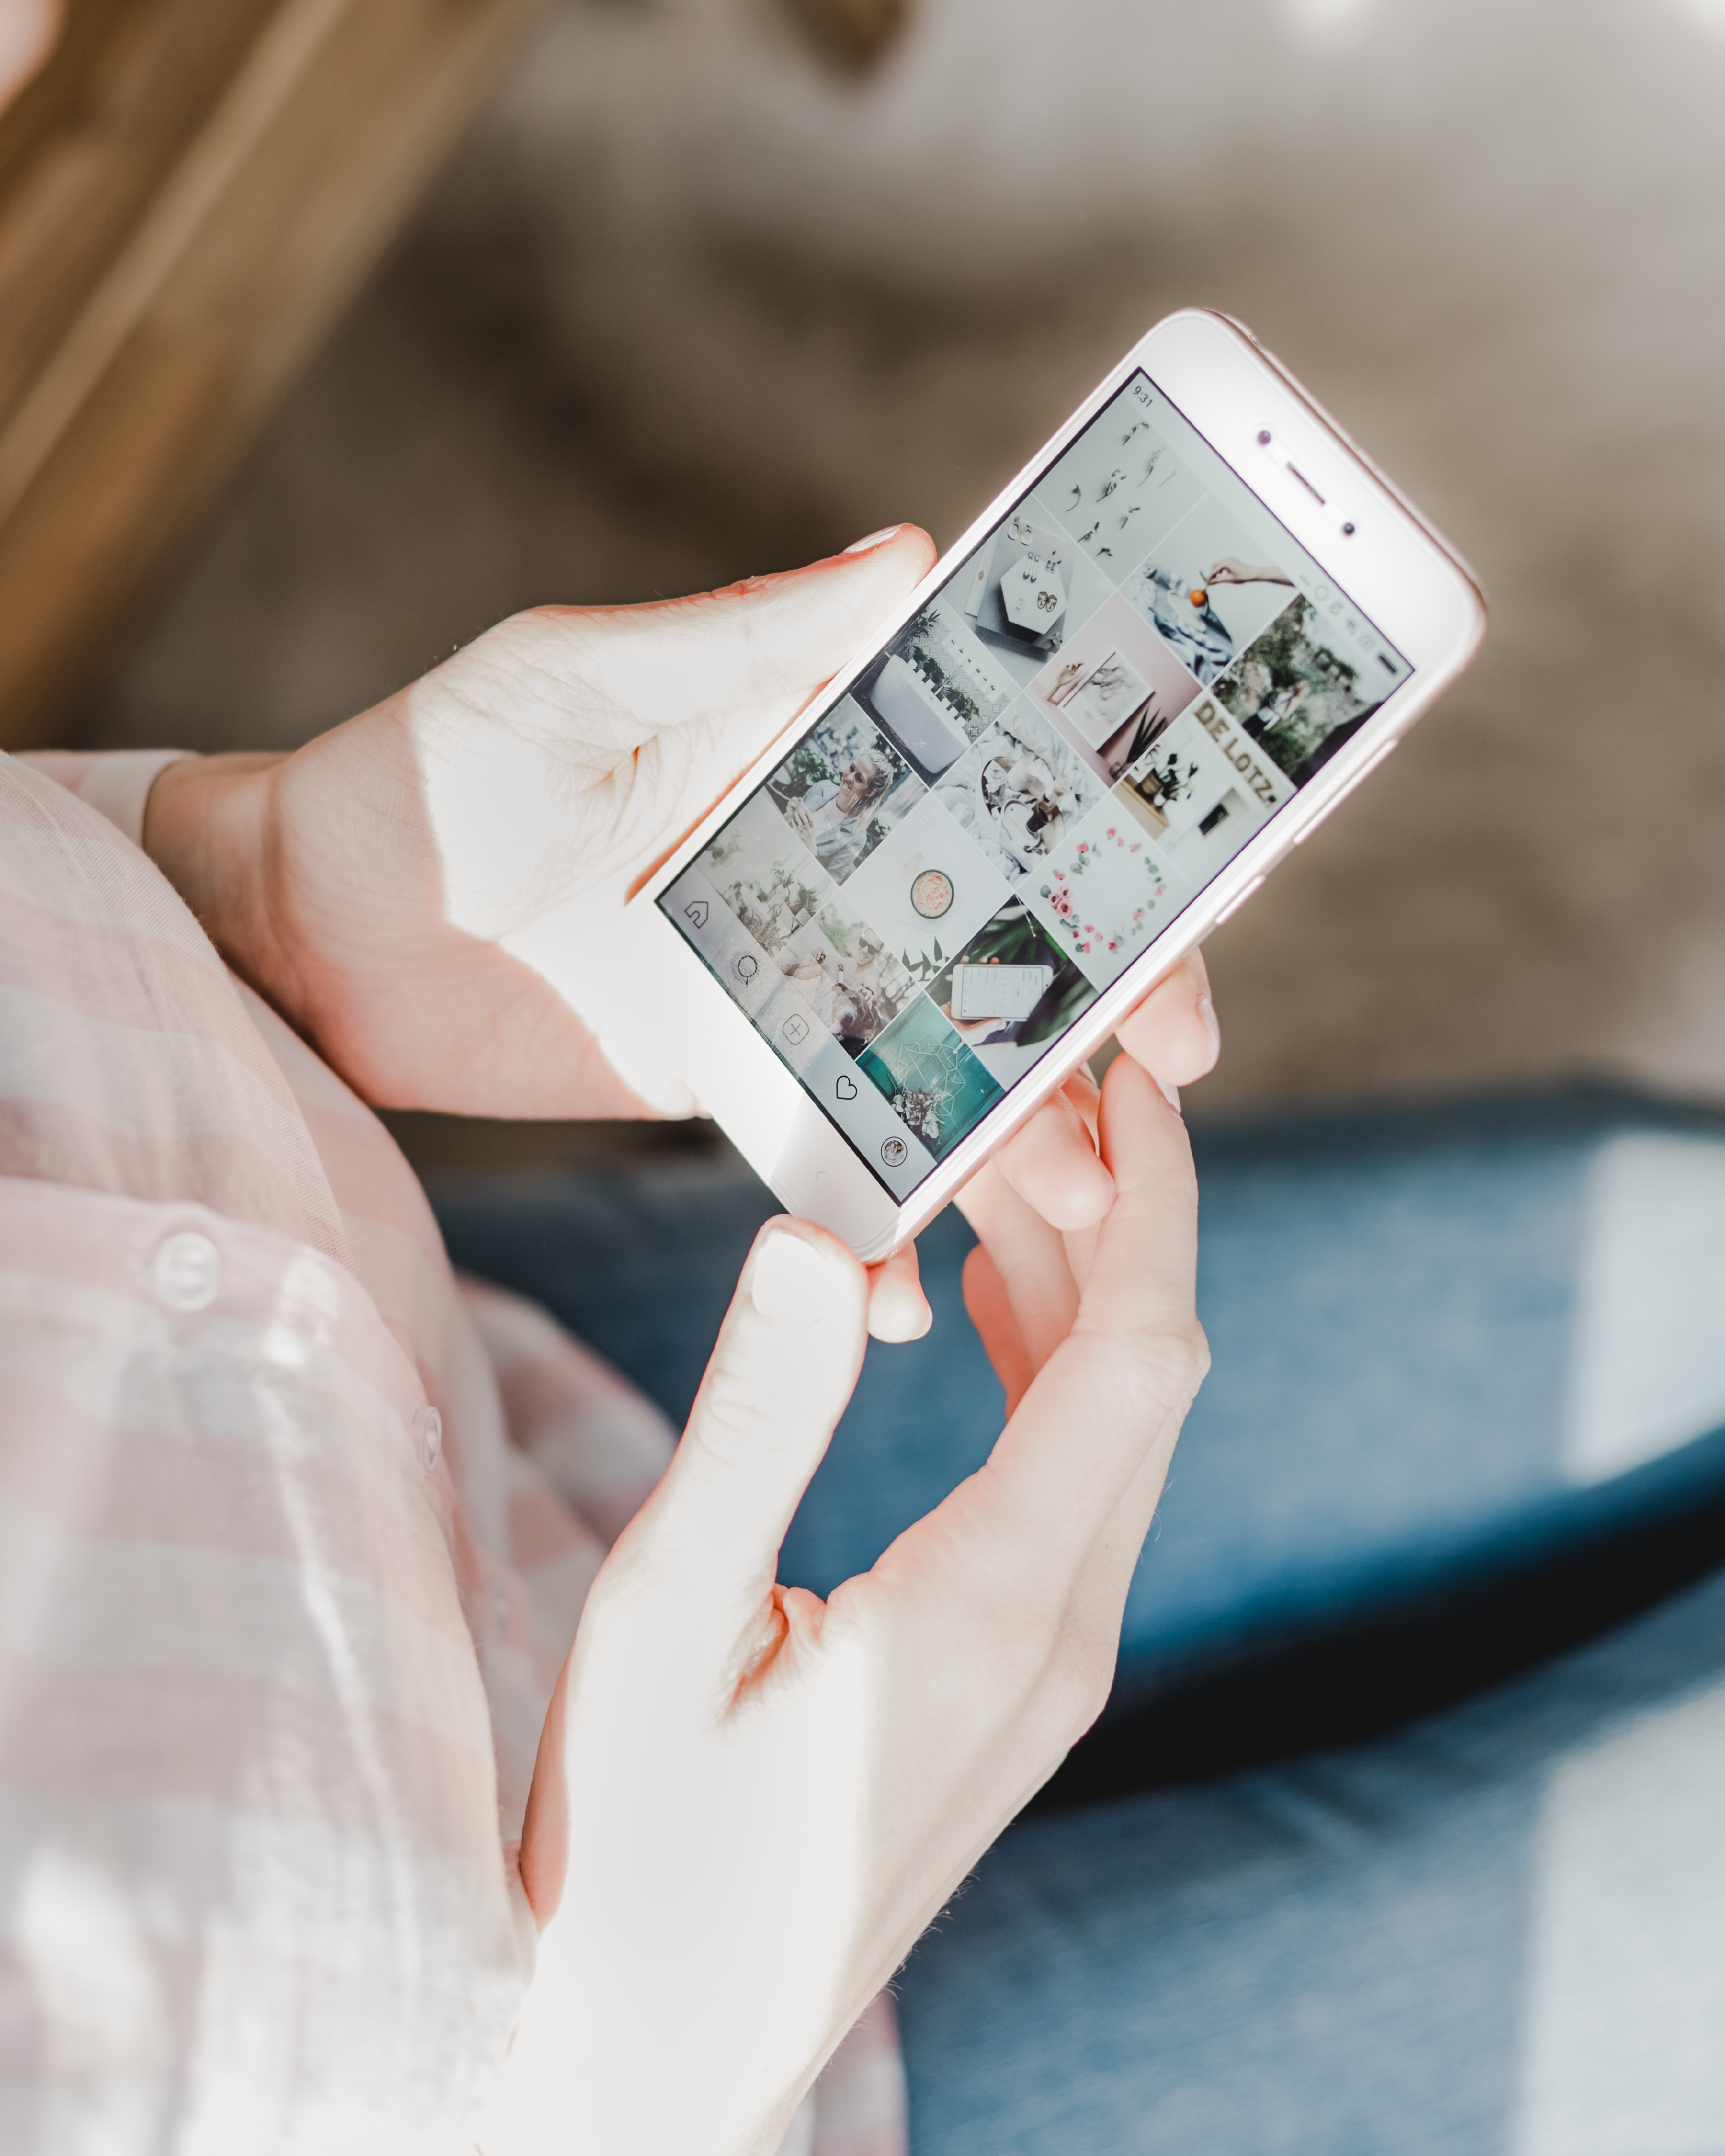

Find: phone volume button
1293;735;1399;844
1213;874;1266;926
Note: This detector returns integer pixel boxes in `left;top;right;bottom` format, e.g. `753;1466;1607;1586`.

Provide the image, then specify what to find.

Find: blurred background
12;0;1725;1169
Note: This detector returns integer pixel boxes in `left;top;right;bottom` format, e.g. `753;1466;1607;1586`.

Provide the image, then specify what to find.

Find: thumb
617;1220;869;1666
523;525;937;760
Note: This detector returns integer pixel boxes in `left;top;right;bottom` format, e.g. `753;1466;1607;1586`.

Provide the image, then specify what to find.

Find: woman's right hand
477;1055;1207;2156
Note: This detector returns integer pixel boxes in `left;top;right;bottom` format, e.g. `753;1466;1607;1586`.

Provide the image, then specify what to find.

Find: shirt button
152;1231;221;1313
413;1404;443;1471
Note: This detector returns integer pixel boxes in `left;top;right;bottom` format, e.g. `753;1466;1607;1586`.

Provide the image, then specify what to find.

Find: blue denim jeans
434;1088;1725;2152
894;1563;1725;2153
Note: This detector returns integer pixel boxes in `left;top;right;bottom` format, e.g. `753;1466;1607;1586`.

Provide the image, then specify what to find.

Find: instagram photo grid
665;374;1409;1183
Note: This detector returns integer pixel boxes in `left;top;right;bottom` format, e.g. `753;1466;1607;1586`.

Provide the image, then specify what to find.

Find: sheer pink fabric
0;750;905;2156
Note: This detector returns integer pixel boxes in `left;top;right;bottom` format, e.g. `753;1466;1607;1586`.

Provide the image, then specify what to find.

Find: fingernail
871;1283;933;1344
1197;995;1221;1060
842;526;902;555
752;1229;847;1323
1158;1078;1183;1115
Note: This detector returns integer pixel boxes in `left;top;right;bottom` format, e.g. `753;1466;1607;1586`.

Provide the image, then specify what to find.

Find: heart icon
836;1074;858;1100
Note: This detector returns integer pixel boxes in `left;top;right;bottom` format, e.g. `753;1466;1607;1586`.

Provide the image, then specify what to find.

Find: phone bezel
624;309;1487;1260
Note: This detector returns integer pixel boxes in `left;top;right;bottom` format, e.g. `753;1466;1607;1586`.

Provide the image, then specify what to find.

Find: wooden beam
0;0;545;748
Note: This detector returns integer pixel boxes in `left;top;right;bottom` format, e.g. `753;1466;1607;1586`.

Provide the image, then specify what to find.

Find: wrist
143;751;295;998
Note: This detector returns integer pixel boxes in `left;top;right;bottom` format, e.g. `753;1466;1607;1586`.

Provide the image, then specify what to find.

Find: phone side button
1213;874;1266;926
1293;735;1398;845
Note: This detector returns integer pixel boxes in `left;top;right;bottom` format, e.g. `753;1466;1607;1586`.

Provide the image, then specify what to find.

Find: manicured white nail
1197;995;1221;1060
752;1230;847;1323
1158;1077;1182;1114
842;526;902;554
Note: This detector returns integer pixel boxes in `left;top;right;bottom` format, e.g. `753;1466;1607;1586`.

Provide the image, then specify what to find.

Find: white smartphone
622;310;1485;1261
950;963;1054;1024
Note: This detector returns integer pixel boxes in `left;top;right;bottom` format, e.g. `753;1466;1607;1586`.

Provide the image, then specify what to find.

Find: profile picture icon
880;1136;908;1169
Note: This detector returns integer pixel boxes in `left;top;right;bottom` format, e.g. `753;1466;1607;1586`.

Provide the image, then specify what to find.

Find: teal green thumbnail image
856;994;1004;1161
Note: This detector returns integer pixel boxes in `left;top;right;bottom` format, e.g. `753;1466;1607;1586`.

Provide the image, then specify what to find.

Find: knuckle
1105;1315;1209;1422
1043;1630;1117;1749
972;1583;1118;1748
691;1335;840;1469
693;1365;782;1464
1169;1315;1211;1398
1067;1664;1115;1741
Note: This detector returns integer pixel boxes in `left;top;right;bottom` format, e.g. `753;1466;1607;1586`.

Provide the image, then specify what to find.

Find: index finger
866;1242;930;1342
1112;948;1220;1089
960;1057;1207;1585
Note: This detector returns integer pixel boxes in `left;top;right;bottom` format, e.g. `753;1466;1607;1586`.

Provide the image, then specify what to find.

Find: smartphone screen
660;368;1412;1199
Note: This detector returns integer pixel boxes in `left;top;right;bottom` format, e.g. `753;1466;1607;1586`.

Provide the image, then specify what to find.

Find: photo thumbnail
841;799;1012;980
774;898;914;1059
1035;383;1202;574
942;504;1111;689
697;792;832;956
925;897;1097;1088
1213;595;1388;784
933;704;1103;884
857;994;1005;1162
1030;590;1203;783
1114;706;1274;884
1122;494;1297;690
763;694;926;884
1115;737;1205;842
848;599;1018;783
1028;814;1175;987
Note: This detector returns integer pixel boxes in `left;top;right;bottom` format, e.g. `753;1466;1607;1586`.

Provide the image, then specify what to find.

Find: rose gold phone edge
623;309;1487;1262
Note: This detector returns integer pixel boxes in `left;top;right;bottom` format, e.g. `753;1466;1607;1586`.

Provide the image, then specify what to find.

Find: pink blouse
0;749;903;2156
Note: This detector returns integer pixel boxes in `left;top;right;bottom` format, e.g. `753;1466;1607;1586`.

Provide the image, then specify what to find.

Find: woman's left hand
142;533;1220;1337
144;532;941;1125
